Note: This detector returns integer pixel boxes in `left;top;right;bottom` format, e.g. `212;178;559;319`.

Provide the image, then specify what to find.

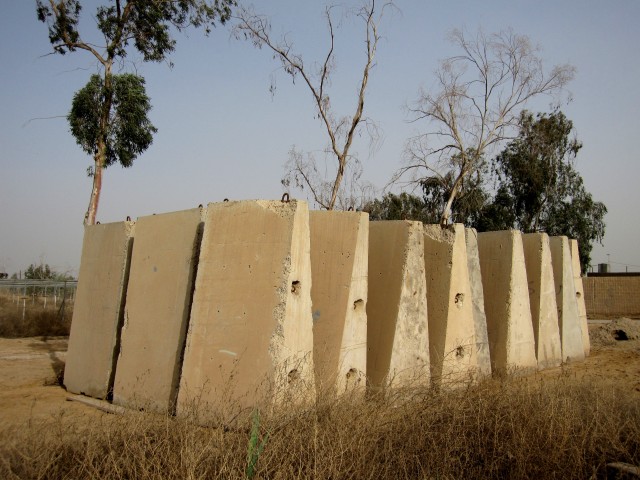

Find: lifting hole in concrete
288;369;300;383
291;281;301;294
576;291;582;299
345;368;360;388
454;293;464;308
353;299;364;310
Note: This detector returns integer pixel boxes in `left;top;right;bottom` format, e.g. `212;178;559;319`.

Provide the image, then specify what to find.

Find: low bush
0;294;72;338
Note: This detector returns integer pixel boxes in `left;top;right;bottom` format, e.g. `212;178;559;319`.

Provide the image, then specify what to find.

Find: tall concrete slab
477;230;538;373
570;239;590;356
64;221;134;399
423;224;477;386
550;236;586;363
465;228;491;377
112;208;204;412
367;221;429;389
521;233;562;369
177;200;315;422
309;211;368;395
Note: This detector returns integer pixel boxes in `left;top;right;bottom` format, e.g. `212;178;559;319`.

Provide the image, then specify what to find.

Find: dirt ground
0;319;639;432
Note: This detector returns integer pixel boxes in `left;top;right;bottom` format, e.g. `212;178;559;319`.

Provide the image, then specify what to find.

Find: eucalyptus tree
235;1;391;210
36;0;235;224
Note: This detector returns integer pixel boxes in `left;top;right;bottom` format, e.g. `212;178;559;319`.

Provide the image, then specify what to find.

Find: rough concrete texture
177;200;315;421
112;208;204;412
521;233;562;369
309;211;368;394
423;224;477;385
570;239;590;356
465;228;491;377
477;231;538;373
64;221;134;399
549;236;586;362
367;221;430;389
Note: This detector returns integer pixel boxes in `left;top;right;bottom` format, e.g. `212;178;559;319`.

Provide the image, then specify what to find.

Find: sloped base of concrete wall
465;228;491;377
550;236;586;363
478;231;538;374
310;211;368;395
424;224;477;386
368;221;430;389
570;239;590;356
64;221;134;399
176;200;315;423
522;233;562;370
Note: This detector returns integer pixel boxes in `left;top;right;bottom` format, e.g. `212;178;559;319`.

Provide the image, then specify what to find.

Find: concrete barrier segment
112;207;205;413
309;211;368;395
569;239;590;356
549;236;586;363
176;200;315;422
367;221;429;390
423;224;477;386
465;228;491;377
521;233;562;370
64;220;135;399
477;230;538;374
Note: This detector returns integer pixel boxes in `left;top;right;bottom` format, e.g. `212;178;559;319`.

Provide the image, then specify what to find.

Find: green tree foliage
372;109;606;273
35;0;236;224
69;74;156;169
481;110;607;272
24;263;54;280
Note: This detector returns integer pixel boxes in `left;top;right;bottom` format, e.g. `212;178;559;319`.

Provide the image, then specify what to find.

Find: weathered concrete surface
367;221;429;389
465;228;491;377
112;208;204;412
522;233;562;370
477;231;538;373
309;211;368;394
177;200;315;421
570;239;590;356
64;221;134;399
423;224;477;385
550;236;586;363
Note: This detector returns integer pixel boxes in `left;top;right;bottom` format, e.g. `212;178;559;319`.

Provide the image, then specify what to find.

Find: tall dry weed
1;373;638;479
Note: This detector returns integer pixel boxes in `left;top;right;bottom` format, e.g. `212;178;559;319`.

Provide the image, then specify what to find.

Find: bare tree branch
396;27;574;225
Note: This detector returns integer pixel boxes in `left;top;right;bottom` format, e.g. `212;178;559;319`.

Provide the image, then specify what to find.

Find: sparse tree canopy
393;27;574;225
234;1;389;210
36;0;236;225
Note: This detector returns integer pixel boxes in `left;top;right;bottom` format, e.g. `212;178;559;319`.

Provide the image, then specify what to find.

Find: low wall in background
583;274;640;318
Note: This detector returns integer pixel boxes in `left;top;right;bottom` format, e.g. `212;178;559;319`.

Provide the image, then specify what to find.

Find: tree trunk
84;65;113;226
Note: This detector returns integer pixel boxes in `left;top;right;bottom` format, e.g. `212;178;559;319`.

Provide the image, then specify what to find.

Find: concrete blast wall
423;224;477;385
465;228;491;377
64;221;134;399
112;208;204;412
549;236;586;363
521;233;562;369
177;200;315;421
367;221;430;389
309;211;368;394
570;239;590;356
477;231;538;373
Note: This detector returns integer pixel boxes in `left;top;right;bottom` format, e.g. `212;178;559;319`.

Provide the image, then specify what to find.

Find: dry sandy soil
0;319;639;431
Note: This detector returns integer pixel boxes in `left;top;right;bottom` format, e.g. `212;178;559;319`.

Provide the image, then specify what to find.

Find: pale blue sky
1;1;638;276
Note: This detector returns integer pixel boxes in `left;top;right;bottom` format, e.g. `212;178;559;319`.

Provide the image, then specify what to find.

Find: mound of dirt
590;318;640;347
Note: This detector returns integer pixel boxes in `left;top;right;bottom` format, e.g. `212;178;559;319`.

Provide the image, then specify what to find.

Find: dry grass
0;293;72;338
1;373;638;479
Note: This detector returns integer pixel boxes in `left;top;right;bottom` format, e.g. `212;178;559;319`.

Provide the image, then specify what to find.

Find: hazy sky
1;1;638;277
